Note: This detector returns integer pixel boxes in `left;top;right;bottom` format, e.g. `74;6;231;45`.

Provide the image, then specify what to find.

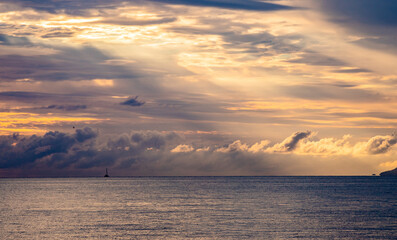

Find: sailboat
104;168;109;177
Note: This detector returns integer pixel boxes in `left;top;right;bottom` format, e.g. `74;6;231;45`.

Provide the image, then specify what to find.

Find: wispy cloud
150;0;294;11
97;17;177;26
45;104;87;111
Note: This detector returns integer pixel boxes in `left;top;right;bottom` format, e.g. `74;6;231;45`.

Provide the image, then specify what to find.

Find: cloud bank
1;129;396;177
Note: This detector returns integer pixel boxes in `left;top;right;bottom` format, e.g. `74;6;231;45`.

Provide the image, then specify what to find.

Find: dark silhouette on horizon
104;168;109;177
380;167;397;177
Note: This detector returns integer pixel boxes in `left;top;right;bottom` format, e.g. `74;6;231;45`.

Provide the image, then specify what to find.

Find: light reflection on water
1;177;396;239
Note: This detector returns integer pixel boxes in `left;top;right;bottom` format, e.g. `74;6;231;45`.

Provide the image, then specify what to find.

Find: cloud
0;34;138;82
286;52;345;66
1;129;397;176
0;91;90;109
45;105;87;111
1;0;397;177
237;132;397;157
282;133;397;156
93;79;114;87
0;91;53;100
75;127;98;142
150;0;294;12
216;140;248;153
318;0;397;27
41;31;75;38
248;140;270;153
282;84;384;102
268;131;312;152
216;139;270;153
171;144;194;153
196;146;210;152
211;133;396;157
0;34;31;46
129;131;181;150
2;0;126;15
169;26;303;59
365;134;397;154
98;17;177;26
50;130;181;171
4;0;294;16
120;96;145;107
332;68;370;73
0;127;96;168
316;0;397;53
295;135;353;155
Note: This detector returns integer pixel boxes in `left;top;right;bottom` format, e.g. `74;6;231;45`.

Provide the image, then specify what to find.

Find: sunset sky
1;0;397;176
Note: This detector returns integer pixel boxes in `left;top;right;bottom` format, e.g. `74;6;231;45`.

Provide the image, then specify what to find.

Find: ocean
1;177;396;239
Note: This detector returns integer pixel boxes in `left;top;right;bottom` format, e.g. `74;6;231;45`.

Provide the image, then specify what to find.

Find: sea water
1;177;396;239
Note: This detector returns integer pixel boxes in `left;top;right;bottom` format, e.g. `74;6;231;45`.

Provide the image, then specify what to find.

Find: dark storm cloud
0;127;97;168
0;129;286;176
74;127;98;142
75;138;285;176
62;130;178;169
0;129;181;170
45;104;87;111
120;96;145;107
132;131;180;148
103;130;179;155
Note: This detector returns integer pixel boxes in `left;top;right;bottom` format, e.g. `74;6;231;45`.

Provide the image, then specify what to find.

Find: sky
1;0;397;177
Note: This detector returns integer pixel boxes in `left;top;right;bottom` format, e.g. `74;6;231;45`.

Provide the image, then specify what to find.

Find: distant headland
380;168;397;177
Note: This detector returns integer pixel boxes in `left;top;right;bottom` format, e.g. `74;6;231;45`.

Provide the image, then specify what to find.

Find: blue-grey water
1;177;396;239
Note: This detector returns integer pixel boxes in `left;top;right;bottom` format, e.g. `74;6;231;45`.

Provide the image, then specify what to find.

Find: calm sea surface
1;177;396;239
